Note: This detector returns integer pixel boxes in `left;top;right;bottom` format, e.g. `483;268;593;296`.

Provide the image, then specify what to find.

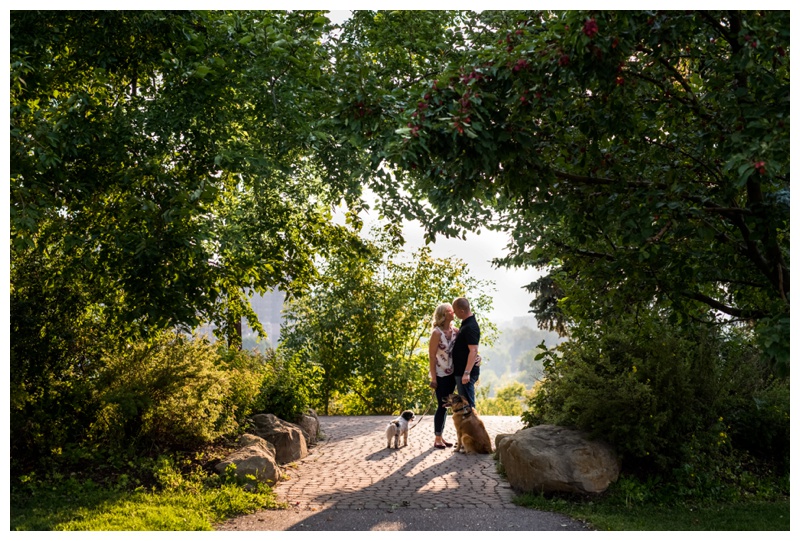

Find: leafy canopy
336;10;789;373
10;10;360;343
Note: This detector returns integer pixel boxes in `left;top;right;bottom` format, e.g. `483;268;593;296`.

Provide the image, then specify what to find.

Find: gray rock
250;413;308;464
497;424;620;495
296;413;320;446
239;433;276;454
216;434;282;485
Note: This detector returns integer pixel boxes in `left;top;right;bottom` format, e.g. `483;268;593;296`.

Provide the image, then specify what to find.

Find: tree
11;11;360;342
9;10;362;461
280;226;496;415
345;10;789;374
477;381;527;415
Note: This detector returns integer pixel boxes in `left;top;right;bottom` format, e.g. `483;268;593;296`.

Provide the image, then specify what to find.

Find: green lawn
516;494;790;531
11;480;283;531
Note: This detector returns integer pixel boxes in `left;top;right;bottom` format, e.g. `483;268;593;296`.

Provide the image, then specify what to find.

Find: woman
428;302;458;449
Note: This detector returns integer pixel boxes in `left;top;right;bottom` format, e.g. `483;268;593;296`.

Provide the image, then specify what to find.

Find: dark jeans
434;374;456;436
455;365;480;409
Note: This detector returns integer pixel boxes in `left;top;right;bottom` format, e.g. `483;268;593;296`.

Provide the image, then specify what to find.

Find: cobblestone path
216;415;592;530
274;415;525;510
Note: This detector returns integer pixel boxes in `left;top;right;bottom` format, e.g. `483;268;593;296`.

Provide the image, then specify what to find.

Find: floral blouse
433;326;458;377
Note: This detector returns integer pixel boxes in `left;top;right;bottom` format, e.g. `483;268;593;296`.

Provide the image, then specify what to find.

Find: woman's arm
428;330;440;386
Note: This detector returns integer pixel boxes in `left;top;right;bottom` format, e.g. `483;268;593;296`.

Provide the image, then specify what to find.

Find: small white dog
385;410;415;449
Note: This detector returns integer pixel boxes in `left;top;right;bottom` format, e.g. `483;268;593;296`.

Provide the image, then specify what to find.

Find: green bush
725;378;790;474
252;351;314;422
91;332;236;450
478;381;528;415
522;316;783;478
214;346;273;427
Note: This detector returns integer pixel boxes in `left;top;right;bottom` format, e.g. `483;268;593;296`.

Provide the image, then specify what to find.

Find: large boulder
250;413;308;464
296;412;321;446
496;424;620;495
215;434;282;485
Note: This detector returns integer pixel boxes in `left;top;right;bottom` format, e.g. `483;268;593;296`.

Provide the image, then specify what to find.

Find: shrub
214;346;271;427
91;332;237;450
252;351;314;422
478;381;528;415
522;315;782;478
724;378;790;474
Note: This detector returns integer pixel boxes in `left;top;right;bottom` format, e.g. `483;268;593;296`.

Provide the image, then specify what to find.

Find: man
451;297;480;409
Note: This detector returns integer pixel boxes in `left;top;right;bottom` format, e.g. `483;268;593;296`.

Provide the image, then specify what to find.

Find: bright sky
343;194;542;326
399;221;540;325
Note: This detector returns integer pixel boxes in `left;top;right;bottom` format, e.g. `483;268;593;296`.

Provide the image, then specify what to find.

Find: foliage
342;10;790;375
9;9;357;473
10;247;110;466
10;10;358;345
522;313;788;477
11;327;295;479
91;332;240;450
722;378;790;473
10;455;282;531
251;350;315;423
477;381;529;415
280;226;496;415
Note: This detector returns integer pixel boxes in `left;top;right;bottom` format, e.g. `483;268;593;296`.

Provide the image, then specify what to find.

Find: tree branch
686;291;767;319
551;240;615;261
552;169;650;188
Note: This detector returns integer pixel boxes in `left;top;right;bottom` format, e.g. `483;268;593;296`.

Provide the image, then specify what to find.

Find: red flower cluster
512;58;530;72
461;70;484;84
583;18;599;38
754;161;767;175
558;54;570;66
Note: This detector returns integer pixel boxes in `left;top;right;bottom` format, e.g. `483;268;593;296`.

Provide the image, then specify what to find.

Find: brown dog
444;394;492;454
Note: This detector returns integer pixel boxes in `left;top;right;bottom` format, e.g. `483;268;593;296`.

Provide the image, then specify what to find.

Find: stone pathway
216;415;592;531
275;415;524;510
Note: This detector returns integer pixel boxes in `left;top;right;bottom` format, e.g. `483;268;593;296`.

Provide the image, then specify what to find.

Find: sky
400;221;541;326
352;199;544;326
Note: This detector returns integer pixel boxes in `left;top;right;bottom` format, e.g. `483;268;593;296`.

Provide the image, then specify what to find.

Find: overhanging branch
686;291;767;319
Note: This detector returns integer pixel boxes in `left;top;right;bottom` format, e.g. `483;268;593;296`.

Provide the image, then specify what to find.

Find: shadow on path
215;416;592;531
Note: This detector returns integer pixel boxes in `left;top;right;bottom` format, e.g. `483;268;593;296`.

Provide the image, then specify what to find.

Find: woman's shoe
443;441;454;447
433;443;447;449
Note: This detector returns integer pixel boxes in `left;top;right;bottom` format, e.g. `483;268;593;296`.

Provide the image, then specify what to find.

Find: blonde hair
431;303;453;331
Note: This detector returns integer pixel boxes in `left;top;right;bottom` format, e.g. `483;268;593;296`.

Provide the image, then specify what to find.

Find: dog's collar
454;404;473;417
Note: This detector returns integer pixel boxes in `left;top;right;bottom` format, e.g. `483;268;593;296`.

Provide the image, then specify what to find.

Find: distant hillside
478;317;564;396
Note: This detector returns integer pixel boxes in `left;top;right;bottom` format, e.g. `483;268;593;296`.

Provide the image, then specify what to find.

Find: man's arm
461;344;479;383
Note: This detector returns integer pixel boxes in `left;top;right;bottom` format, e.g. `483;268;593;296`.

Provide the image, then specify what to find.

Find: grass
515;492;790;531
11;474;285;530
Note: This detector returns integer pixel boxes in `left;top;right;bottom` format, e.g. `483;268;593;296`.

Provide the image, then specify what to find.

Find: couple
428;297;481;449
